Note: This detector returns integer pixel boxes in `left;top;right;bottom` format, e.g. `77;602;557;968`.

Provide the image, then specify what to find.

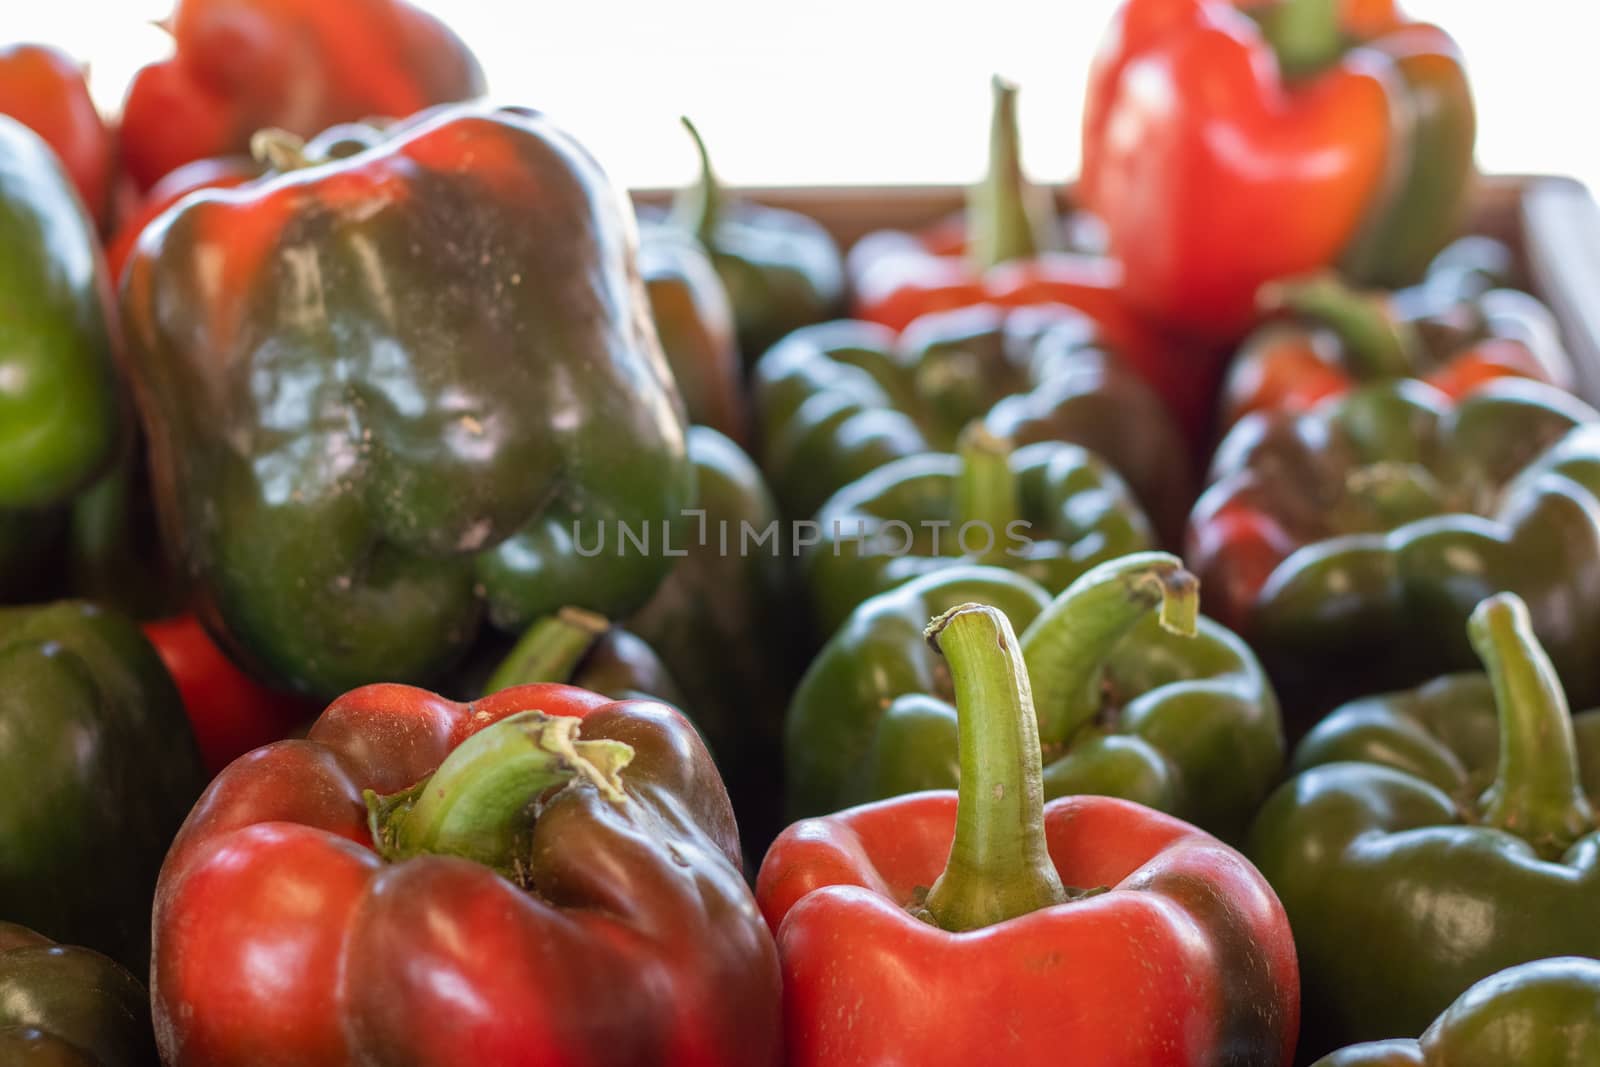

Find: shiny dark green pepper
786;553;1284;842
0;922;156;1066
1312;957;1600;1066
120;104;694;699
0;602;205;972
1250;593;1600;1058
754;303;1193;540
0;115;121;599
805;426;1154;634
669;118;844;362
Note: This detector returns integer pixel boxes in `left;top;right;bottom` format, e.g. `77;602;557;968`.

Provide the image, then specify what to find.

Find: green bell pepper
805;426;1154;634
1312;957;1600;1067
669;118;844;362
786;553;1284;841
0;922;156;1066
120;104;695;699
1250;592;1600;1058
1192;377;1600;722
754;303;1192;540
0;602;205;973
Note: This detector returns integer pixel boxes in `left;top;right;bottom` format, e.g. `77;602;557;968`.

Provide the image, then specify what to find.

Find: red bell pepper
143;615;315;774
152;682;781;1066
756;602;1299;1067
1082;0;1474;339
0;43;113;229
849;77;1216;443
119;0;485;191
105;154;263;285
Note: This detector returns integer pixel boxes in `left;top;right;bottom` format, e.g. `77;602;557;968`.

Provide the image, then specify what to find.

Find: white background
9;1;1595;193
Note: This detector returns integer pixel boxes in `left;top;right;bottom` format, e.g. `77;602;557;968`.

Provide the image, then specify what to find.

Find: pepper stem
671;116;722;244
921;604;1067;931
250;127;312;172
968;76;1056;271
1252;0;1347;79
486;607;609;694
1470;593;1594;859
954;424;1020;564
367;711;633;876
1019;553;1199;747
1259;274;1420;382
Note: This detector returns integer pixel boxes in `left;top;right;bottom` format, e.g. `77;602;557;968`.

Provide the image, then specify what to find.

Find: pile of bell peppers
7;0;1600;1063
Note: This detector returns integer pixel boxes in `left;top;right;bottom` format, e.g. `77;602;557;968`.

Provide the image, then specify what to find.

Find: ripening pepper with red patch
120;104;695;700
151;682;781;1066
119;0;485;191
1082;0;1476;339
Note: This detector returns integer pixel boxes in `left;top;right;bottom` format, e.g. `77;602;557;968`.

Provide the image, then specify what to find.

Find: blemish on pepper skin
993;783;1005;801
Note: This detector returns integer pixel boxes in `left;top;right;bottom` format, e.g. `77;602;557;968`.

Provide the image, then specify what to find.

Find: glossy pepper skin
1189;378;1600;720
1082;0;1475;338
118;0;484;191
0;603;206;973
805;429;1155;634
786;555;1284;842
152;682;781;1066
759;602;1298;1067
0;44;113;229
667;118;844;362
1250;594;1600;1057
849;77;1213;441
1311;957;1600;1067
121;104;695;699
105;154;264;284
755;303;1193;541
0;922;157;1066
631;427;800;855
1219;250;1571;432
0;115;121;592
639;225;750;445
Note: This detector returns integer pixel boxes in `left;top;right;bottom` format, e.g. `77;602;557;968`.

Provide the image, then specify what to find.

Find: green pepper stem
250;127;312;172
368;711;633;876
968;76;1055;271
671;116;722;244
1259;274;1419;381
486;607;609;694
954;424;1020;564
1019;553;1199;747
1252;0;1346;79
922;604;1067;931
1470;593;1594;859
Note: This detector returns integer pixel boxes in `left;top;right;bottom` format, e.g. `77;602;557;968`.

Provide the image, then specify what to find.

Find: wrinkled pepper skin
0;922;157;1066
152;682;782;1066
631;427;801;856
122;104;695;699
0;44;113;229
667;119;844;362
0;603;206;973
1219;250;1572;432
639;225;750;445
755;303;1193;540
785;559;1283;841
0;115;120;525
806;437;1154;634
760;794;1298;1065
1250;595;1600;1056
1311;958;1600;1067
1082;0;1474;337
1190;378;1600;719
118;0;485;191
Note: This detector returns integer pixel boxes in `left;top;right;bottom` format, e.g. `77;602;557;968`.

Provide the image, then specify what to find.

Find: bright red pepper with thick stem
119;0;485;191
757;600;1299;1067
152;682;780;1066
848;77;1216;443
0;43;113;229
142;614;314;774
1082;0;1474;339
